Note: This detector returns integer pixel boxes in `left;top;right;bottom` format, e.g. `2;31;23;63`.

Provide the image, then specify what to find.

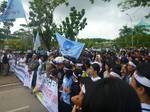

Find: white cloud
54;0;150;39
0;0;149;39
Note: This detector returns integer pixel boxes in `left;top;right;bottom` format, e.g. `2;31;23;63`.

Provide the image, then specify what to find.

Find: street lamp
126;13;134;47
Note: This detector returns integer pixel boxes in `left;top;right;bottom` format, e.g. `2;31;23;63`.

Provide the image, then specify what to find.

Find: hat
52;56;65;64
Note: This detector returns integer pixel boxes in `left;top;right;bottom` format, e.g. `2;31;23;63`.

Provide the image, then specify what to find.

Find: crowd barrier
9;60;58;112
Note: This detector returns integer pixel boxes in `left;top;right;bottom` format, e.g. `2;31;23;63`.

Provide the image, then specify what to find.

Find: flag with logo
55;32;85;59
0;0;25;21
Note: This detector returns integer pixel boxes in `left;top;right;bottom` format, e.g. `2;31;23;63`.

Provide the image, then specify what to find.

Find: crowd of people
0;47;150;112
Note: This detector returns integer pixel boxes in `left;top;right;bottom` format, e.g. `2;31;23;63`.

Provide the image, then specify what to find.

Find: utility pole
126;13;134;47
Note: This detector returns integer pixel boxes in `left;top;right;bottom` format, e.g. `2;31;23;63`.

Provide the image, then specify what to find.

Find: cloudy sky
0;0;150;39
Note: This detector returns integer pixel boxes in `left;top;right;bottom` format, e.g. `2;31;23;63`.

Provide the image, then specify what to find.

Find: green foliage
115;24;150;48
29;0;68;50
59;7;87;40
0;0;15;35
79;38;109;48
13;28;33;50
119;25;132;38
0;0;7;13
118;0;150;18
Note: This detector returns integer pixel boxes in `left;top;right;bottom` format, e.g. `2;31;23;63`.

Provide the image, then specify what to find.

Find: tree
79;38;109;48
119;25;133;37
116;24;150;47
59;7;87;41
0;0;15;35
89;0;150;18
13;28;33;50
118;0;150;18
28;0;68;50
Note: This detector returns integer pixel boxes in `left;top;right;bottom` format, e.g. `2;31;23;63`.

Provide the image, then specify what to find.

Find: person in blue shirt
59;63;73;112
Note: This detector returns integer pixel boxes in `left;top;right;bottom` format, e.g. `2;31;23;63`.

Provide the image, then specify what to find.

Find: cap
53;56;65;64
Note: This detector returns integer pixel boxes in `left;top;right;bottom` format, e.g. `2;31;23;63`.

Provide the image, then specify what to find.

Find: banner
56;32;85;59
10;59;58;112
36;74;58;112
0;0;25;21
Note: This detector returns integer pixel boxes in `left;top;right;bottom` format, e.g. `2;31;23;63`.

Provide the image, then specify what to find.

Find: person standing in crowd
125;61;136;83
89;63;101;82
52;56;66;112
71;63;101;112
121;64;128;80
59;63;73;112
82;59;91;77
130;63;150;112
33;56;46;93
103;61;112;78
53;57;65;86
18;53;26;65
109;64;122;79
2;53;10;76
0;52;2;74
28;54;39;90
78;78;141;112
26;50;33;64
37;56;45;76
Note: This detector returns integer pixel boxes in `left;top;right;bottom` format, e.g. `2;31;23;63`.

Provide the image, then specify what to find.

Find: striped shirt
141;103;150;112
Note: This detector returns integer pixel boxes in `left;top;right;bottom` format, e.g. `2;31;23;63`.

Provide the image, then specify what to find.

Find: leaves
28;0;69;49
59;7;87;40
116;23;150;47
118;0;150;18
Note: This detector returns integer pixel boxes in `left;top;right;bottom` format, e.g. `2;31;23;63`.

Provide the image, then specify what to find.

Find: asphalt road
0;74;48;112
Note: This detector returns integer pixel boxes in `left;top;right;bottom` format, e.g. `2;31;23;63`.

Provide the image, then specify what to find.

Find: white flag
33;32;41;51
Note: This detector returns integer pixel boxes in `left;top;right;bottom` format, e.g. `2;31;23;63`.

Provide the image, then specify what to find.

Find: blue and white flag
55;32;85;59
33;32;41;51
0;0;25;21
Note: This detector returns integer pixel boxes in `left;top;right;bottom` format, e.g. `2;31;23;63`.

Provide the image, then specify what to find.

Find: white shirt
141;103;150;112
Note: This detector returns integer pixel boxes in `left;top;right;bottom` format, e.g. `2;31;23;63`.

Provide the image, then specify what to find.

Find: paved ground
0;74;48;112
0;74;19;85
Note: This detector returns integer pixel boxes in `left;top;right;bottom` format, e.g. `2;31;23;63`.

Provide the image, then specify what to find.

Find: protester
18;53;26;64
103;61;112;78
71;63;101;112
130;63;150;112
59;63;73;112
28;54;39;90
81;78;141;112
5;47;150;112
2;53;10;75
109;64;121;79
81;59;91;77
0;52;2;74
